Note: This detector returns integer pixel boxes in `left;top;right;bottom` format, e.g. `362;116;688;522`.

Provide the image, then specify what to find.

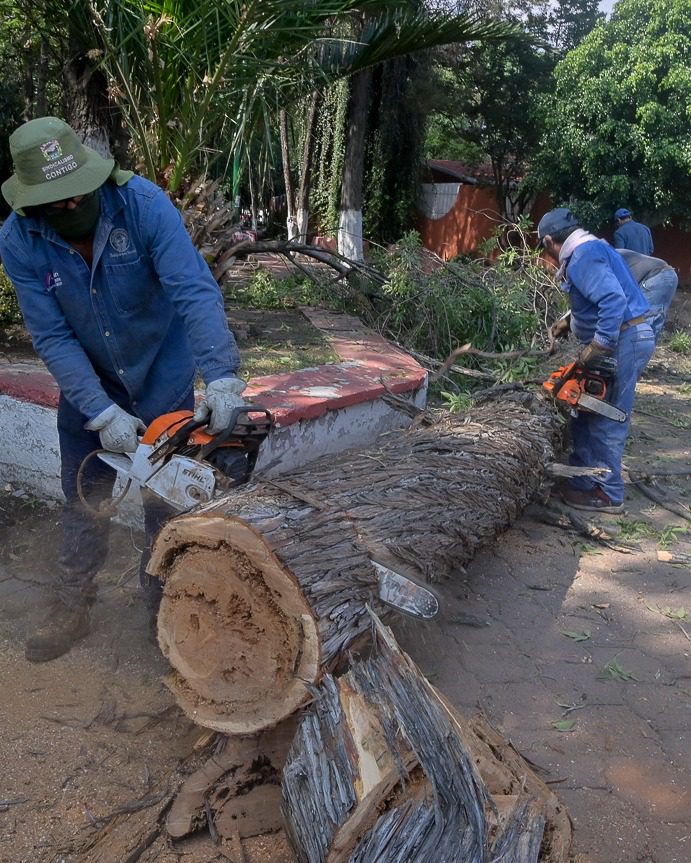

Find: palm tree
59;0;511;254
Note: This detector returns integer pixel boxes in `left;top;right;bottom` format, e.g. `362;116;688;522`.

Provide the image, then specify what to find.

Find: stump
148;394;562;734
281;615;572;863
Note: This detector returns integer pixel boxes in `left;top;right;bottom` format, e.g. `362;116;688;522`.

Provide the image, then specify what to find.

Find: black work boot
25;601;91;663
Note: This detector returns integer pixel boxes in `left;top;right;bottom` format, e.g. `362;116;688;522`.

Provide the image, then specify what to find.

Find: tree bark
281;615;572;863
338;69;372;261
148;395;561;736
280;109;298;240
296;90;321;242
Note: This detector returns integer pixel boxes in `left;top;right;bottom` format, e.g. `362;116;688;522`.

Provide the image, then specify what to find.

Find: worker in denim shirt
0;117;245;662
613;208;654;255
540;208;655;514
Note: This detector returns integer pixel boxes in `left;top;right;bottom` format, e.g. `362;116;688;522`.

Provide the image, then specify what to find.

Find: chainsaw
94;405;273;512
542;357;626;423
86;406;440;621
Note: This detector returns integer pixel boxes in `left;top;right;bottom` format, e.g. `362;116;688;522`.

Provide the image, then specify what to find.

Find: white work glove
193;377;248;434
86;404;146;453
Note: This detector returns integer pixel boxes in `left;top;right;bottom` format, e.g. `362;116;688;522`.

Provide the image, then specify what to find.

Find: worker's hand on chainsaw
549;314;571;341
86;404;146;453
193;377;248;434
577;340;612;369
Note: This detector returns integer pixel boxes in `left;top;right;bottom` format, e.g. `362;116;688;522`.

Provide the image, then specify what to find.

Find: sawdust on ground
0;291;690;862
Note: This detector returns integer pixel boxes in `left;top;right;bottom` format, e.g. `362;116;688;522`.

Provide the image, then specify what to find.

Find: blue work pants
55;391;194;610
568;323;655;504
641;269;678;342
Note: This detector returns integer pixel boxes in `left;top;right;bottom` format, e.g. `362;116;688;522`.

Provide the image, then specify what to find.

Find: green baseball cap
1;117;114;214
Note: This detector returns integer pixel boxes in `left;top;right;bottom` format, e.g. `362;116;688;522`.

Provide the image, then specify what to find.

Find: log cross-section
148;395;562;734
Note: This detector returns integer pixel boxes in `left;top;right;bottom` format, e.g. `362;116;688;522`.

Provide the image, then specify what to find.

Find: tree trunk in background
296;90;321;242
280;109;298;240
148;395;561;736
338;68;371;261
35;37;50;117
282;616;573;863
21;26;34;120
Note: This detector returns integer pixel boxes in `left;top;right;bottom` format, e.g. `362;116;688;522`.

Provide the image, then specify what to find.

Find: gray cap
536;207;580;246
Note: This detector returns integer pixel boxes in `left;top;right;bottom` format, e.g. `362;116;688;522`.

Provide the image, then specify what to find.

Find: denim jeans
641;269;678;342
55;391;194;609
568;322;655;504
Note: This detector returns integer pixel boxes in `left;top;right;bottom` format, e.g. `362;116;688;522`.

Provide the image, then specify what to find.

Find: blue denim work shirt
613;220;654;255
0;176;240;423
561;239;650;350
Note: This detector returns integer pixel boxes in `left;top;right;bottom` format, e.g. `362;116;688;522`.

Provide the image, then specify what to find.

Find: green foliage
372;230;548;361
533;0;691;226
363;55;430;243
58;0;511;194
311;79;350;237
232;270;326;310
0;81;23;203
0;267;22;325
667;330;691;354
422;0;602;217
440;390;474;413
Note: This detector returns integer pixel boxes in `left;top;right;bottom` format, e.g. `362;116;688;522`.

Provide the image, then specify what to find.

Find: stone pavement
394;372;691;862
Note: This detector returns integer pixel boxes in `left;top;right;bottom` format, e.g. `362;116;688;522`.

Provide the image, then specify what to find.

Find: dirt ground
1;293;691;863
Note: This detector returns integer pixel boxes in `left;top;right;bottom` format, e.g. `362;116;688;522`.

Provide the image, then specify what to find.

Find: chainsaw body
543;358;626;423
97;406;273;512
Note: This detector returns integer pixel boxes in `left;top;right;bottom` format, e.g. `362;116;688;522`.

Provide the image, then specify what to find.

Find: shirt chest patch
44;271;63;291
109;228;132;256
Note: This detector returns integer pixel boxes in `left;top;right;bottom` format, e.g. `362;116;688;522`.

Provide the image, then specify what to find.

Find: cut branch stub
153;517;321;734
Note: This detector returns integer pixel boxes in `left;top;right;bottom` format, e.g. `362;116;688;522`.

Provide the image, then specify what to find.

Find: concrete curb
0;309;427;511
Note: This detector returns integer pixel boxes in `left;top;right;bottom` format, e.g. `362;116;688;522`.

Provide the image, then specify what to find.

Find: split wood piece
166;718;298;840
148;394;562;734
281;614;572;863
657;549;691;565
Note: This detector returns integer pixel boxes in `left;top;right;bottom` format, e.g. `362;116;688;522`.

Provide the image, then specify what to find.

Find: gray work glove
86;404;146;453
193;377;248;434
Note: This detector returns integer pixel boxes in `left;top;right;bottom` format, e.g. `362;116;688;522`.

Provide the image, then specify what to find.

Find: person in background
613;208;654;255
539;207;655;514
0;117;246;662
618;249;678;342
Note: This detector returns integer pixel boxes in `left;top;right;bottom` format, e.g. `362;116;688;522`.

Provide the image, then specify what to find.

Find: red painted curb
0;310;427;426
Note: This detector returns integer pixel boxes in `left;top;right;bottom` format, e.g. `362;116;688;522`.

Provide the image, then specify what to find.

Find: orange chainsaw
96;406;273;511
542;358;626;423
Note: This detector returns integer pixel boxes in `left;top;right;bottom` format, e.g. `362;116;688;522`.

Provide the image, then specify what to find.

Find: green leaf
551;719;577;732
560;628;591;641
647;604;688;620
598;657;637;682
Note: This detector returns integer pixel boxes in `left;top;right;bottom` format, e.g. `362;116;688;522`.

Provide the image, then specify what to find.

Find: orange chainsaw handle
542;361;578;398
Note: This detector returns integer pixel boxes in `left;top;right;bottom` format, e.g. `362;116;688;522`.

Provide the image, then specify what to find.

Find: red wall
418;187;691;287
416;185;502;260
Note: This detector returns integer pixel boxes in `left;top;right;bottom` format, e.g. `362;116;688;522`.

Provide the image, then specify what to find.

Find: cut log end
152;516;321;734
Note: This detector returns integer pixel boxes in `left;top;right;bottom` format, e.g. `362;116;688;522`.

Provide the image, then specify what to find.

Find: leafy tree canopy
533;0;691;227
423;0;601;217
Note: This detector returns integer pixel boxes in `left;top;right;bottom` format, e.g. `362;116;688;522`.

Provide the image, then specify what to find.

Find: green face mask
42;190;101;241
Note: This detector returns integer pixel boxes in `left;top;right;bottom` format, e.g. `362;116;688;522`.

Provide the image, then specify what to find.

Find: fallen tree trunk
281;614;572;863
148;393;562;735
